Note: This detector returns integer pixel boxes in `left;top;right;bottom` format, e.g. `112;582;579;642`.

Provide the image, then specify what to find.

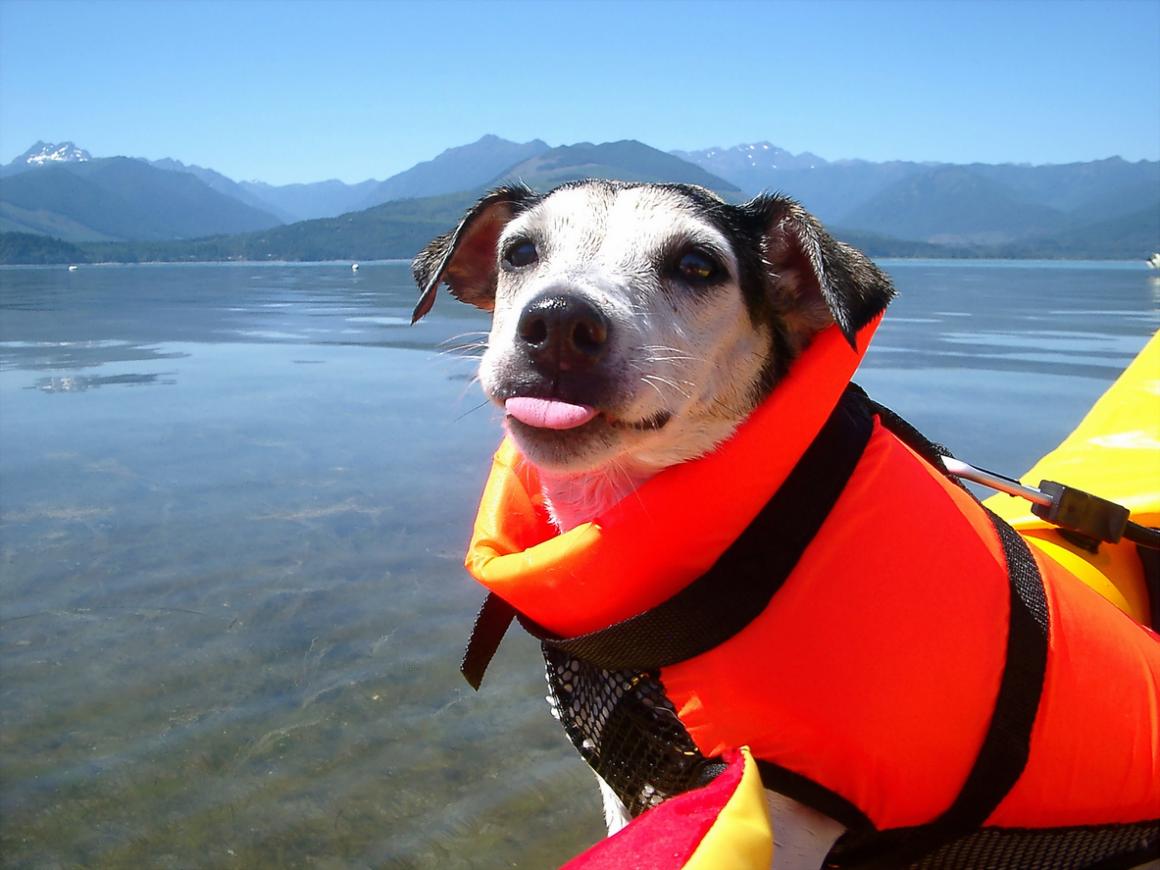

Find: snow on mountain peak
672;142;829;174
15;141;92;166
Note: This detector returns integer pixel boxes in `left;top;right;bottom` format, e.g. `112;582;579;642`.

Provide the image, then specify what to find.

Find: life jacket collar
464;318;881;637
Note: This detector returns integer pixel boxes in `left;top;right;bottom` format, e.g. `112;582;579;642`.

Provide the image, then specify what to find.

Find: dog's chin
503;408;671;475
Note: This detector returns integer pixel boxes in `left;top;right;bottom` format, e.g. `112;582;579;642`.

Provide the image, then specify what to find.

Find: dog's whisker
438;330;490;345
641;345;704;360
437;331;490;357
455;373;486;404
641;355;701;364
639;376;667;402
643;374;693;400
438;340;490;351
438;343;489;361
452;398;492;423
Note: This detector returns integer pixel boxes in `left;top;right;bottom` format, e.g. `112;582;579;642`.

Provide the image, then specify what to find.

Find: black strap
460;592;517;690
938;510;1049;825
756;760;874;834
1136;544;1160;630
517;386;874;671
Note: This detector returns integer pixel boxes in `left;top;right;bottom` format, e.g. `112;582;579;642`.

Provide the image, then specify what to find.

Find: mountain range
1;137;1157;264
1;156;284;242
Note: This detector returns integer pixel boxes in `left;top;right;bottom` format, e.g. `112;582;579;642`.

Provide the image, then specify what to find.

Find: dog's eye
502;240;539;269
675;250;722;284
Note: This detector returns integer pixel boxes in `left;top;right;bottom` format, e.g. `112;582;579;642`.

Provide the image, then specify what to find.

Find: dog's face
413;181;893;477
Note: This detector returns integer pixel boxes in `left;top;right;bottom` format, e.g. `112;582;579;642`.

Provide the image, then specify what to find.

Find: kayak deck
986;330;1160;623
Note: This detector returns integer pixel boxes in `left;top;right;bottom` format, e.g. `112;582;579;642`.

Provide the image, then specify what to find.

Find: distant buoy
68;264;78;271
352;263;360;272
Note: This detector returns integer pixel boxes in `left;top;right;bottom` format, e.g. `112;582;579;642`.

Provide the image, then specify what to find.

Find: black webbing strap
939;511;1050;822
460;386;874;686
1137;544;1160;630
461;591;517;690
756;760;875;834
518;386;874;671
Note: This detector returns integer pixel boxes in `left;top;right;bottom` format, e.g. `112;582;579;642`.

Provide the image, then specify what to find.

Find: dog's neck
538;466;655;532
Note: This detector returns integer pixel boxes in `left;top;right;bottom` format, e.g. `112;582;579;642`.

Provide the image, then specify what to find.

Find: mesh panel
906;822;1160;869
542;645;716;817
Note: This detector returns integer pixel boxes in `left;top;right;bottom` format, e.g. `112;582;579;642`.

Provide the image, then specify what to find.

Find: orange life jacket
461;320;1160;867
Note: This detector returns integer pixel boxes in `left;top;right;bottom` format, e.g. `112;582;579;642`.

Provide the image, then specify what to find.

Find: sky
1;0;1158;185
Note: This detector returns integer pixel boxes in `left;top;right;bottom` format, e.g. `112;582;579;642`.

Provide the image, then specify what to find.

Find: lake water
1;260;1157;869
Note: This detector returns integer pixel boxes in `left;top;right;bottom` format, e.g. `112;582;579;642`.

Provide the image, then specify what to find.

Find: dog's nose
516;293;610;372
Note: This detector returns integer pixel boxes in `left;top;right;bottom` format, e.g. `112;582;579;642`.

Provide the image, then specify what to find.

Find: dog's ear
751;194;894;348
411;185;536;323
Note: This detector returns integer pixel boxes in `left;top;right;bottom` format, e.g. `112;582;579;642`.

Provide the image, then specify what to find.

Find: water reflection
0;340;190;373
30;372;178;392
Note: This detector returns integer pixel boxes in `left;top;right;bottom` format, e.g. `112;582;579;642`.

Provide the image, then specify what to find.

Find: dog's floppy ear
752;194;894;347
411;185;536;323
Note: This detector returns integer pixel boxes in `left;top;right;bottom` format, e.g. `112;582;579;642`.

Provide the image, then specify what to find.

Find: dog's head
413;180;893;476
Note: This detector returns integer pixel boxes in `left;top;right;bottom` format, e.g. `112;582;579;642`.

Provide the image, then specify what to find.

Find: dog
412;179;893;868
412;180;891;525
410;181;1159;869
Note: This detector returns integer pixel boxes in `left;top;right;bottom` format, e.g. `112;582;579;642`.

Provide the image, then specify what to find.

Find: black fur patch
746;193;896;346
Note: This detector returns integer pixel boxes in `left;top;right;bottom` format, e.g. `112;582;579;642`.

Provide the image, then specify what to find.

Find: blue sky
1;0;1157;185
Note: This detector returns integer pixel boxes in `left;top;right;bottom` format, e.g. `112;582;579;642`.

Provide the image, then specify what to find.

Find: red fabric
560;750;745;870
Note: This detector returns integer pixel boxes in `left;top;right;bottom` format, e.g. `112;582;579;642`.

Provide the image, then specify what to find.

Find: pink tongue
505;397;599;430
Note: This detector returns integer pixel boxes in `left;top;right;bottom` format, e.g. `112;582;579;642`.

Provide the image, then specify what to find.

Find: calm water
1;260;1157;869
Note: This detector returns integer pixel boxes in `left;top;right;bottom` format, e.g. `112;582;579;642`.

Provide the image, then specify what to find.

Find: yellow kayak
987;329;1159;623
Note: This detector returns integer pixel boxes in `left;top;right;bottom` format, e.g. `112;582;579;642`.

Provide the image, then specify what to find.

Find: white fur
539;465;650;532
481;184;773;478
